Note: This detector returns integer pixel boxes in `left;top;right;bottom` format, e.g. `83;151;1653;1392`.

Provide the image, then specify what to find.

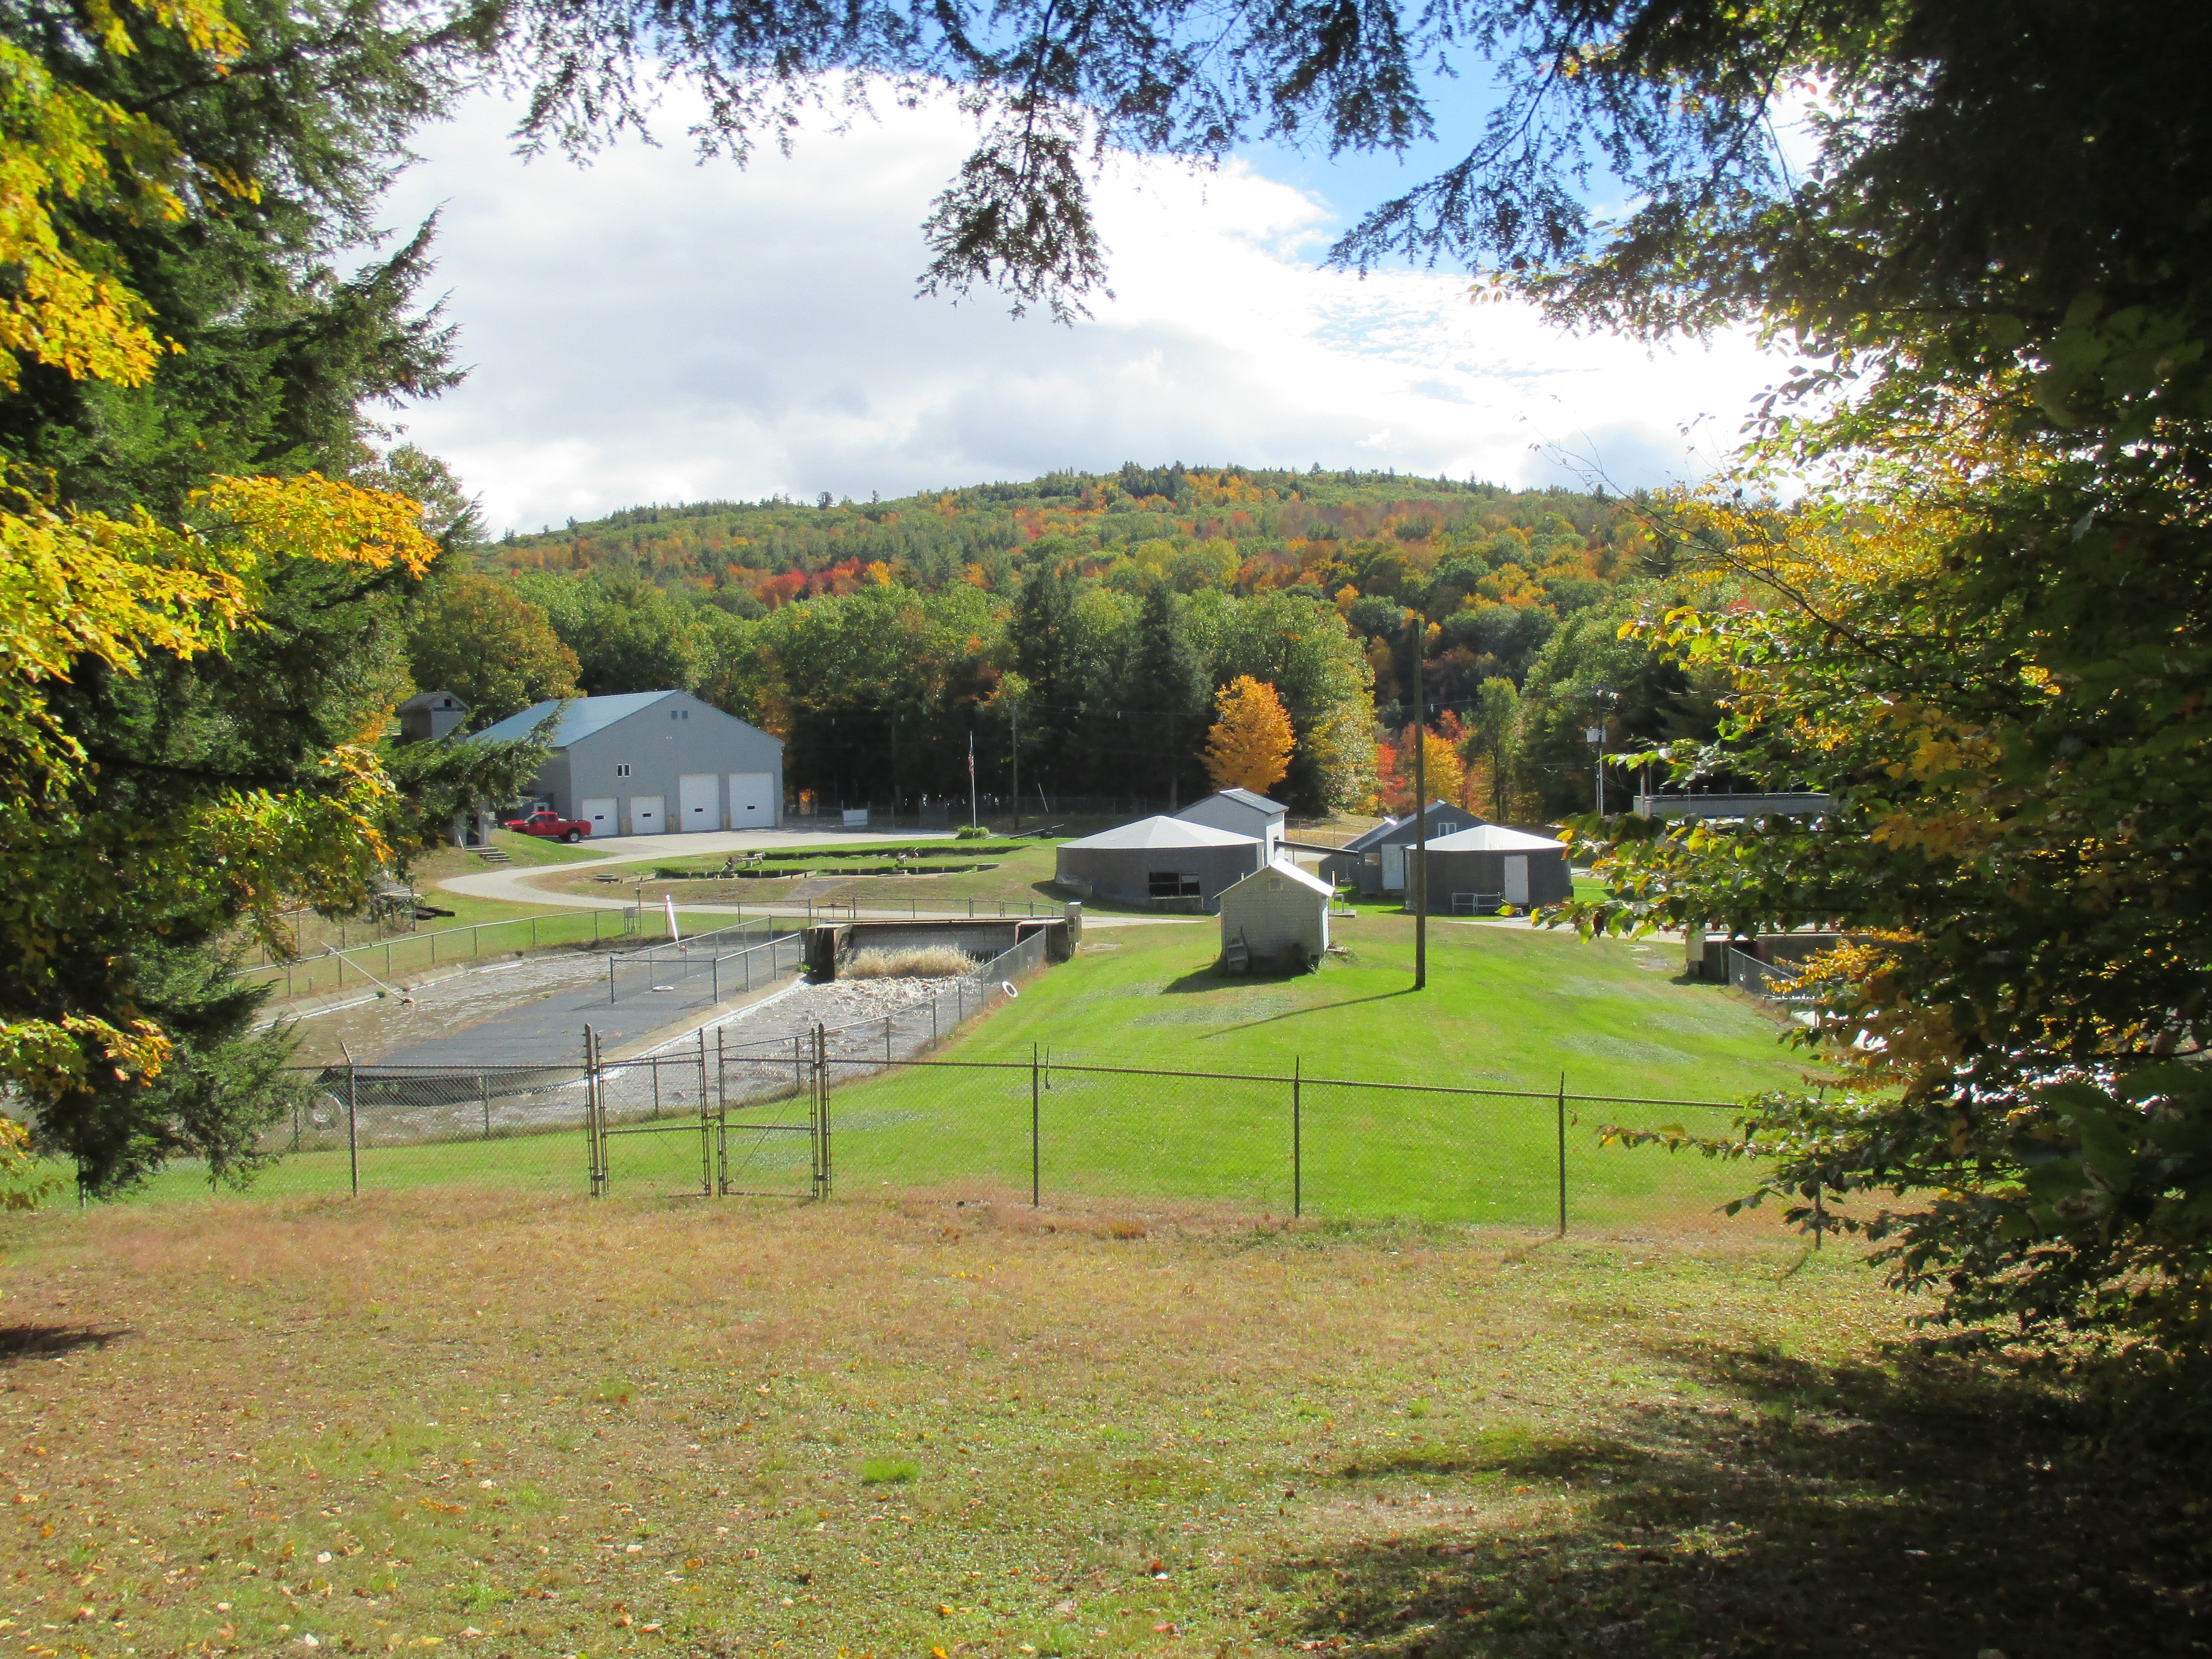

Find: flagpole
967;732;978;829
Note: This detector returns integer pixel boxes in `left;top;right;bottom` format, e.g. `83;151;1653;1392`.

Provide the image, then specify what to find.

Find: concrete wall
1055;841;1262;910
1418;847;1573;912
539;692;784;834
803;917;1074;978
1218;873;1327;971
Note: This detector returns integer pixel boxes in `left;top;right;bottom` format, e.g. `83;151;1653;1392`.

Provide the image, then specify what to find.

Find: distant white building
397;689;469;743
1217;857;1332;973
1177;788;1287;856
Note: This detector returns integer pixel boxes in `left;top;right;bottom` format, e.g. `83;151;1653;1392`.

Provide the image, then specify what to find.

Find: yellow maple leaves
1202;675;1295;794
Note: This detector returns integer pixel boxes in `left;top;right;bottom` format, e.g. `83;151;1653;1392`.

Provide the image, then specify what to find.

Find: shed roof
398;688;466;712
469;691;677;748
1342;802;1466;851
1179;787;1286;818
1424;824;1568;854
1225;856;1333;898
1061;816;1261;851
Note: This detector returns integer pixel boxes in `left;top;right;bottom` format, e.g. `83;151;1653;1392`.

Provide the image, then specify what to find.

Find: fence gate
715;1025;830;1199
583;1028;726;1197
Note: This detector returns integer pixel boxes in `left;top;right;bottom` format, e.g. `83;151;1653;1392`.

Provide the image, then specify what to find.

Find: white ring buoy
1001;981;1018;997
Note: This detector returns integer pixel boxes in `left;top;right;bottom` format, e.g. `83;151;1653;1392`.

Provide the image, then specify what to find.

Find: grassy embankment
547;839;1078;914
797;910;1806;1232
157;904;1796;1226
0;1194;2193;1659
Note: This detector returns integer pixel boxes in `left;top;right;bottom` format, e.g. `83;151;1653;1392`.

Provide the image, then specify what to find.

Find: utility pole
889;709;900;831
967;729;978;829
1010;700;1022;833
1411;610;1427;991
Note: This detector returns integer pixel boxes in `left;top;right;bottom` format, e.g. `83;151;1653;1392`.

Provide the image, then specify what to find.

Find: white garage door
728;771;775;826
627;795;665;835
580;797;616;837
678;772;720;832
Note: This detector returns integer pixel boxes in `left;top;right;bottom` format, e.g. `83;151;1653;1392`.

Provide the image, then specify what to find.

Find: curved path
433;827;1202;927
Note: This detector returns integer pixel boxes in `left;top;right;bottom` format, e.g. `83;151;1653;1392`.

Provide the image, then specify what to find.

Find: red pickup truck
501;809;591;843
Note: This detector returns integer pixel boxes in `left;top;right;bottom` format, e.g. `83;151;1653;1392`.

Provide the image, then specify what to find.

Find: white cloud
377;90;1786;533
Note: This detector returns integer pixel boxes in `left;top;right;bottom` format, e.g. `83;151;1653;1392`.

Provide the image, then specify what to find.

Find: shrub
842;946;977;979
954;822;990;839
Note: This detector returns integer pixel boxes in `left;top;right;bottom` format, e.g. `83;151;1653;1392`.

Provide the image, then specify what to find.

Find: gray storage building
1054;816;1263;911
1319;802;1478;895
1217;857;1332;972
1177;788;1286;856
1417;824;1572;913
470;690;784;837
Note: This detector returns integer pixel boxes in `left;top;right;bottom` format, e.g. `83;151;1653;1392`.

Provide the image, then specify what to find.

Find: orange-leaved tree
1202;675;1295;794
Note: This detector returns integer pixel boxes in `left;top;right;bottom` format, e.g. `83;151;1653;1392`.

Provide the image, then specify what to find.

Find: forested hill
490;464;1643;617
425;465;1701;819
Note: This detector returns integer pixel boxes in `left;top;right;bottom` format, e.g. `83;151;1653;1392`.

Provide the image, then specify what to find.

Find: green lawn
800;916;1803;1234
4;1193;2188;1659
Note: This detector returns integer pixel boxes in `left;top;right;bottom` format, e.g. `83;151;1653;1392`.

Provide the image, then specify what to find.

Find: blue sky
378;86;1786;534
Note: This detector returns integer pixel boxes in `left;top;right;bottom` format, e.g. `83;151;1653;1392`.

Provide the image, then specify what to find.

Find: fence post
697;1028;712;1198
885;1014;892;1066
1556;1071;1568;1238
609;953;615;1005
1293;1057;1302;1220
347;1062;360;1197
480;1072;490;1140
1031;1043;1041;1208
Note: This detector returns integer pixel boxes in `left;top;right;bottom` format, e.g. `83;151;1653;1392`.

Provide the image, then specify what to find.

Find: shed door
1503;855;1530;905
728;771;775;825
679;772;720;832
1380;843;1406;891
580;797;616;837
628;795;665;835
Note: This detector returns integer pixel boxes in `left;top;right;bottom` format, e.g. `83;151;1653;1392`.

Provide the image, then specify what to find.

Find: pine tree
1203;676;1295;795
1126;581;1207;805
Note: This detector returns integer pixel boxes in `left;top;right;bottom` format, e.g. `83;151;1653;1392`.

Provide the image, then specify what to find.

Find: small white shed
1218;857;1333;973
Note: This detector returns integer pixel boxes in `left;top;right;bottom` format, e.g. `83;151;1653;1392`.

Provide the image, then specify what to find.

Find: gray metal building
470;690;784;837
1054;816;1263;911
1177;788;1286;856
1416;824;1573;913
1319;802;1478;895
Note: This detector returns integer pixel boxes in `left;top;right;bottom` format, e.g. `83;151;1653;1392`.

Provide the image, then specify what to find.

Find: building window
1148;871;1202;898
616;764;631;778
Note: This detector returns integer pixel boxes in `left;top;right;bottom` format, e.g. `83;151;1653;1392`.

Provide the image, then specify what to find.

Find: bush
954;823;990;839
842;946;977;979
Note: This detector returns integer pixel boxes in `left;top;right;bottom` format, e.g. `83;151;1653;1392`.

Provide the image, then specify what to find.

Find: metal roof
1061;816;1262;851
397;689;465;711
468;691;678;748
1224;856;1334;898
1179;787;1286;817
1423;824;1568;854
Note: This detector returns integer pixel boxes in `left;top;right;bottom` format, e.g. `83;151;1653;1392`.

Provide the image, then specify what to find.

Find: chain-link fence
121;921;1769;1239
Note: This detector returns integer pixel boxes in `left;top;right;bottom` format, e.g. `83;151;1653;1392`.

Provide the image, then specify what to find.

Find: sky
377;88;1790;536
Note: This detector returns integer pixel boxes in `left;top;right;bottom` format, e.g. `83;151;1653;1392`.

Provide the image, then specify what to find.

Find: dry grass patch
0;1193;2197;1657
842;945;979;978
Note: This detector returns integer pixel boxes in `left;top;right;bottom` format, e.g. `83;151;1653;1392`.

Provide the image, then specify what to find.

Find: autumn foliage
1202;675;1295;795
